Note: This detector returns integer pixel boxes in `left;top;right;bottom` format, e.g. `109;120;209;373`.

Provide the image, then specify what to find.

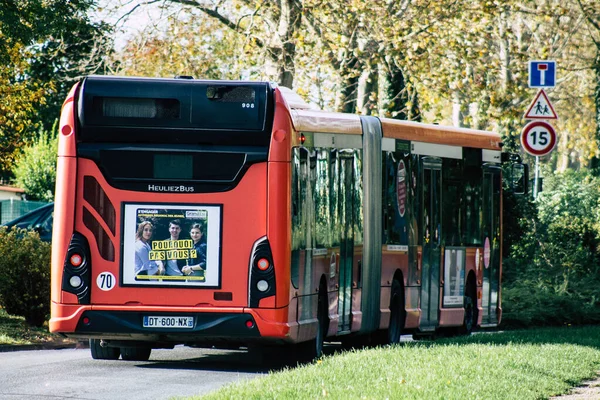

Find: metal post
533;156;539;199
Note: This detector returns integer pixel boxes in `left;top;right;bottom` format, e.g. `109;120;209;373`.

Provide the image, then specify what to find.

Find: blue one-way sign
529;60;556;88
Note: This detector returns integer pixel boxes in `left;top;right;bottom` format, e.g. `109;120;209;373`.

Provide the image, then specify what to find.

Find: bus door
481;166;501;325
420;158;442;331
337;150;355;333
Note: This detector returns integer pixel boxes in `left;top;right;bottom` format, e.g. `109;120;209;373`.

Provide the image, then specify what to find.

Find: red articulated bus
50;75;526;361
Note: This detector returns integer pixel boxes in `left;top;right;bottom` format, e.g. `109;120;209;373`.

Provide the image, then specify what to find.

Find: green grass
0;307;67;345
194;326;600;400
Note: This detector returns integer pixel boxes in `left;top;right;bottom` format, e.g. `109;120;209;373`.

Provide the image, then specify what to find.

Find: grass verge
195;326;600;400
0;308;67;345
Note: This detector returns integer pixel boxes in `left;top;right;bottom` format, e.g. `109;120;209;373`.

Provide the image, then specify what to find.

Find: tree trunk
337;58;359;114
452;91;464;127
379;55;420;120
498;12;511;92
357;40;379;115
335;33;361;114
357;68;378;115
275;0;301;88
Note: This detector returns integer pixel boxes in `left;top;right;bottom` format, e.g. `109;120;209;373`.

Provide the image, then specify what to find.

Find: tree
0;44;48;174
12;127;58;202
574;0;600;172
120;0;597;166
121;0;300;87
111;9;262;80
0;0;112;176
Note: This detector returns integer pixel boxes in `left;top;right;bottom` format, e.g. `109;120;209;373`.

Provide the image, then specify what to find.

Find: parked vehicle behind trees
1;203;54;242
50;75;526;362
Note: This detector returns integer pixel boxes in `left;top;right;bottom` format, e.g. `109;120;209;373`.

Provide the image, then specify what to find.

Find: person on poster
182;222;207;276
164;219;185;276
134;221;163;277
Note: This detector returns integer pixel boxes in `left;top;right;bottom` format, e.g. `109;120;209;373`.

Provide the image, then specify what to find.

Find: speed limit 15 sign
520;121;557;156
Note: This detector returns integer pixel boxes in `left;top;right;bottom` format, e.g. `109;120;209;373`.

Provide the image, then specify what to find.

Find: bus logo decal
147;184;195;193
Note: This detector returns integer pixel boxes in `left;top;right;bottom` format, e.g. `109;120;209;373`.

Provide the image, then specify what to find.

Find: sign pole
533;156;539;199
525;60;558;200
520;120;556;199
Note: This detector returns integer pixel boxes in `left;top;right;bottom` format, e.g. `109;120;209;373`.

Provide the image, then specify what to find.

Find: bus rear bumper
72;310;261;340
50;304;294;345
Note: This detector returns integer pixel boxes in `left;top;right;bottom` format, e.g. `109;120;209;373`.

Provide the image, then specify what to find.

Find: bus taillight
61;232;92;304
248;237;276;308
70;254;83;267
257;258;270;271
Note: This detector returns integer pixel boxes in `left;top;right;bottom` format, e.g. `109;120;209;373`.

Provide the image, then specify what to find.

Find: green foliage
0;228;51;327
12;126;58;202
502;170;600;328
537;169;600;224
0;0;112;176
113;8;261;81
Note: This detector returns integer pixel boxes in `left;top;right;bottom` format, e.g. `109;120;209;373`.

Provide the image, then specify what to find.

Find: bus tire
460;290;476;335
120;346;152;361
300;285;328;362
388;279;405;344
370;279;405;346
89;339;120;360
315;287;328;358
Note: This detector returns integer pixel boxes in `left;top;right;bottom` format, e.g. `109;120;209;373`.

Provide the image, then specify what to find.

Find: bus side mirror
510;163;529;195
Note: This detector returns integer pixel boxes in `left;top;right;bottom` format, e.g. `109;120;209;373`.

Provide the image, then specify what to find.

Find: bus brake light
257;258;270;271
70;254;83;267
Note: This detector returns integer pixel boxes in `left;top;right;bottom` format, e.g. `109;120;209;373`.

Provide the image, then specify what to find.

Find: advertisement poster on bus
443;248;465;307
122;203;221;287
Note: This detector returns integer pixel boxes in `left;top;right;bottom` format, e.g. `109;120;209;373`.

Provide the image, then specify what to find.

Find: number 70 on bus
520;120;557;157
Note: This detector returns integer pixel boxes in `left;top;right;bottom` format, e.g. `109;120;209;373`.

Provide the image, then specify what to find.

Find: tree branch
576;0;600;33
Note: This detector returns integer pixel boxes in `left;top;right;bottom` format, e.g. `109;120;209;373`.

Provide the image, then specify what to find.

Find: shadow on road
136;342;341;373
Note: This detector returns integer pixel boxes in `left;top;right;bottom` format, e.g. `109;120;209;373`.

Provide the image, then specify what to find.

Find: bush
502;277;600;328
12;125;58;202
502;169;600;328
0;227;50;327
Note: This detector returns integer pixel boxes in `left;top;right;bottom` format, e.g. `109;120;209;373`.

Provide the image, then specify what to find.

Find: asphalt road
0;345;272;400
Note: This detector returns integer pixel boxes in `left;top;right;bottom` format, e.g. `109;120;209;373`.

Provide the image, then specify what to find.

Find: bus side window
314;149;332;249
353;148;364;246
330;149;340;248
382;152;395;244
443;158;463;246
291;147;307;289
463;169;482;246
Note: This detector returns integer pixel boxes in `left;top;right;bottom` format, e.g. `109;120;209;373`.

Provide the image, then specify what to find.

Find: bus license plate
143;316;194;329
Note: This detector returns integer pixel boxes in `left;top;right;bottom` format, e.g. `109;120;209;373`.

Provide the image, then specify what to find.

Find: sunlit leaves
113;9;262;80
12;127;58;202
0;0;112;176
0;41;48;173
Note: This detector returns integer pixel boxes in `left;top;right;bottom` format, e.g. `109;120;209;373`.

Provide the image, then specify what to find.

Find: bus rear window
77;76;274;147
95;97;180;119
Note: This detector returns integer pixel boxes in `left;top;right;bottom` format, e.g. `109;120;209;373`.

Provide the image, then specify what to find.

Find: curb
0;340;88;353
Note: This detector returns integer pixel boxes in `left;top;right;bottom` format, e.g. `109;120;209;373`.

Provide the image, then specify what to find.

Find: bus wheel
300;287;328;362
120;346;152;361
460;294;475;335
315;288;328;358
388;279;405;344
89;339;120;360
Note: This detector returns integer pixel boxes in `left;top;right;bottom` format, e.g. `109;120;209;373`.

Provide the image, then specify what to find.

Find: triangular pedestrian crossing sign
524;89;558;120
